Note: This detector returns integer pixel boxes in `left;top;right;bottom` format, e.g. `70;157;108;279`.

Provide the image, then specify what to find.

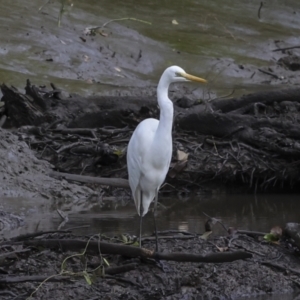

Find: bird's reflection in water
61;193;300;238
178;223;189;232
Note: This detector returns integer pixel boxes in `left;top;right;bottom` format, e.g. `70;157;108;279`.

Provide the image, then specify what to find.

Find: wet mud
1;80;300;300
1;1;300;299
1;228;300;299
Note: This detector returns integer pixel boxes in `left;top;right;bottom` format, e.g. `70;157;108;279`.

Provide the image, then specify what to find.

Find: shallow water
52;193;300;238
2;192;299;240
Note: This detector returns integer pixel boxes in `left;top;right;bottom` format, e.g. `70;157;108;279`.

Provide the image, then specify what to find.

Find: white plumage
127;66;207;250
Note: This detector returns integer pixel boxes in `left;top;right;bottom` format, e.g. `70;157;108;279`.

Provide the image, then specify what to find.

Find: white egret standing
127;66;207;251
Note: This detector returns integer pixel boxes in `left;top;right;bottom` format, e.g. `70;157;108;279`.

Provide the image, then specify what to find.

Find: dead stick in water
49;171;129;188
25;239;252;263
257;1;263;19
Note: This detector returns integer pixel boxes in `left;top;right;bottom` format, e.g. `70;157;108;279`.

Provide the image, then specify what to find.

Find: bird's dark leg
139;190;143;248
152;190;170;272
153;190;159;252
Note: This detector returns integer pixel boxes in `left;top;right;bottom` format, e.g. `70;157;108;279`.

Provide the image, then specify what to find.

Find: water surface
55;193;300;237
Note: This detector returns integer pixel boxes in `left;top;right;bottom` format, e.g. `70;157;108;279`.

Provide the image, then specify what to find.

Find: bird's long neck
155;79;174;140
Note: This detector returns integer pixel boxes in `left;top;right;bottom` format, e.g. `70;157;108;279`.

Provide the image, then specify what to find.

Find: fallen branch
142;235;195;241
157;230;195;236
56;141;83;153
237;230;267;237
0;249;31;262
24;239;252;263
261;261;300;276
51;128;97;138
210;88;300;113
258;68;280;79
105;263;138;275
49;171;129;188
0;275;71;284
272;45;300;52
105;274;142;287
257;1;263;19
11;230;71;242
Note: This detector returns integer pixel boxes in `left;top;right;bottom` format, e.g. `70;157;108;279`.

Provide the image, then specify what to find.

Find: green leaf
113;149;123;157
83;271;92;285
132;241;140;247
103;257;110;267
264;233;277;242
121;234;128;243
200;231;212;240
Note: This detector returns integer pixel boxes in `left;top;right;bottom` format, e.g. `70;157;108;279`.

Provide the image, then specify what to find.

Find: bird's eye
175;72;181;77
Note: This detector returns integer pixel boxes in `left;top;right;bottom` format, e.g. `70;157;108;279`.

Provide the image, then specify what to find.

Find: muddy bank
1;224;300;299
0;128;91;201
1;0;300;97
1;81;300;298
2;77;300;194
0;128;99;236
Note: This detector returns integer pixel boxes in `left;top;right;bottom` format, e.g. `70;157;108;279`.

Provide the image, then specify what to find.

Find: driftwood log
24;239;252;263
1;81;300;191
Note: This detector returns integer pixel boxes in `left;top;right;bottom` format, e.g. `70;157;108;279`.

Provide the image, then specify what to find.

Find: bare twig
52;128;97;138
202;212;228;234
101;17;151;29
261;261;300;276
258;68;280;79
142;235;195;241
272;45;300;52
0;275;71;284
258;2;263;19
49;171;129;188
57;142;83;154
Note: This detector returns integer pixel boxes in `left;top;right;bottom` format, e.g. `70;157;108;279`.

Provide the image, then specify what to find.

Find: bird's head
163;65;207;84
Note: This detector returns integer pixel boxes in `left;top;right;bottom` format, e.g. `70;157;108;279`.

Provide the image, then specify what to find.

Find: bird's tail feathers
134;187;155;217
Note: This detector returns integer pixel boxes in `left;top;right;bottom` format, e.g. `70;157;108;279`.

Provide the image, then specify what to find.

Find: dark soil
2;78;300;194
0;121;300;299
1;228;300;300
1;53;300;299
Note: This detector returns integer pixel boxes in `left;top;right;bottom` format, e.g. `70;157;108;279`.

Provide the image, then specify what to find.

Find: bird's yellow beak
180;72;207;83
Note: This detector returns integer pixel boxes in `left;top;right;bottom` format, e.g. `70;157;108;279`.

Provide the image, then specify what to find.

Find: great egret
127;66;207;251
